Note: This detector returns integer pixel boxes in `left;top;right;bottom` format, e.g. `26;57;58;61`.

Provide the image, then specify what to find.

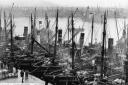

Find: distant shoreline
0;7;127;23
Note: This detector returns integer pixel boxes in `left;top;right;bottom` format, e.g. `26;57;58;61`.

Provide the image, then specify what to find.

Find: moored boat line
0;7;127;85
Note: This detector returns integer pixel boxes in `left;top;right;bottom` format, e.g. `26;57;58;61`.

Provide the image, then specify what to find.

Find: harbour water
9;17;128;45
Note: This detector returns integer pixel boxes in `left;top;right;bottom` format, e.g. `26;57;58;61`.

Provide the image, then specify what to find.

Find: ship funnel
39;21;42;29
79;33;85;48
23;26;28;37
39;21;42;25
58;29;62;44
108;38;113;55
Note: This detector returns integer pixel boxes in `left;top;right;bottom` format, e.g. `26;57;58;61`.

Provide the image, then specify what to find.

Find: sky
48;0;128;8
0;0;128;8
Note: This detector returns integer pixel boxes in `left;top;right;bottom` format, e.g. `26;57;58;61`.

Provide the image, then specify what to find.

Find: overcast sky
49;0;128;8
0;0;128;8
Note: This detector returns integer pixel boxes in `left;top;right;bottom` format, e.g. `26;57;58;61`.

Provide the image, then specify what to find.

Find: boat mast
10;13;13;57
0;10;1;29
100;11;107;80
67;16;70;41
34;8;36;40
0;11;1;43
91;14;94;46
125;15;128;84
31;14;34;54
45;12;50;53
71;12;75;70
31;8;37;54
3;11;8;52
114;11;119;41
52;9;58;65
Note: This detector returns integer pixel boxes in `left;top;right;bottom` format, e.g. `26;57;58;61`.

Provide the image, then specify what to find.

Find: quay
0;69;51;85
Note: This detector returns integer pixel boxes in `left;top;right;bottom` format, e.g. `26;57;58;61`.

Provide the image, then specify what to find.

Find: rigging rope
62;26;68;40
85;28;92;45
114;11;120;41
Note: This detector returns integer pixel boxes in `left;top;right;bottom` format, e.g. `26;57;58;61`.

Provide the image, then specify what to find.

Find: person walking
20;70;24;83
25;70;28;80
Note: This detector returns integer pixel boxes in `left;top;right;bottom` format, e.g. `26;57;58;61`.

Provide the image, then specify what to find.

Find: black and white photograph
0;0;127;85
